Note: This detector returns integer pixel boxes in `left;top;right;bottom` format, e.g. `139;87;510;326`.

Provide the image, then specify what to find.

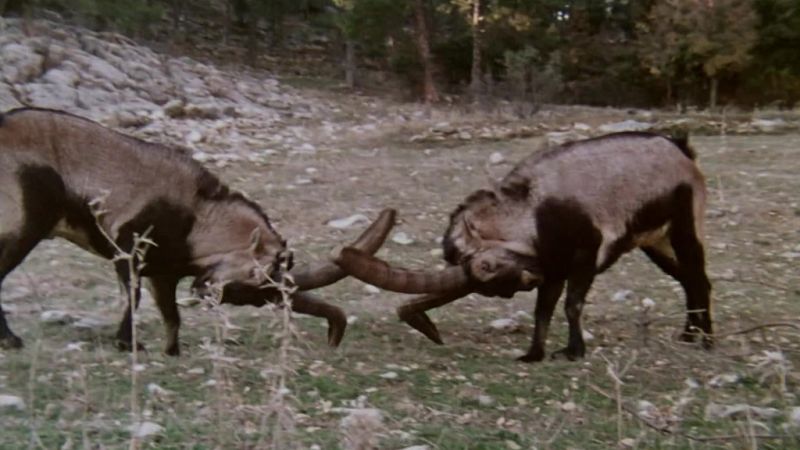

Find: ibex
333;132;712;362
0;107;395;355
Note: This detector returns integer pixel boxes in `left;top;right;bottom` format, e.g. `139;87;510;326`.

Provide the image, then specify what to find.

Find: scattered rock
598;120;653;133
789;407;800;428
185;129;204;144
327;214;369;229
573;122;592;131
704;403;781;421
40;310;75;324
641;298;656;309
713;268;736;281
363;285;381;295
512;310;532;321
489;152;505;165
612;289;635;302
546;130;587;146
582;329;595;342
113;109;151;128
147;383;171;399
400;446;431;450
750;118;788;133
561;401;577;412
708;373;740;388
184;102;220;120
391;232;415;246
489;318;521;333
478;394;495;406
177;297;201;307
1;43;44;83
64;342;86;352
127;421;164;439
163;99;185;117
379;371;399;380
0;394;25;412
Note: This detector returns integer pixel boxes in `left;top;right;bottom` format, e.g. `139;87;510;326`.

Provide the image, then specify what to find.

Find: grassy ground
1;132;799;449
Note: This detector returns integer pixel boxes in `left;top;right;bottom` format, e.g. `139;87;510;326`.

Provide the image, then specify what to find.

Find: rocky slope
2;17;798;165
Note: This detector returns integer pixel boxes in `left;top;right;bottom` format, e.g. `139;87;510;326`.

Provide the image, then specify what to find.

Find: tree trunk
709;76;718;110
413;0;439;103
666;78;673;105
469;0;482;99
345;39;356;88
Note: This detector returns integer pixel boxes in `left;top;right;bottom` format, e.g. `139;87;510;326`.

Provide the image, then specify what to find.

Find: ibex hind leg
0;236;28;348
0;166;68;349
0;234;50;349
668;185;713;347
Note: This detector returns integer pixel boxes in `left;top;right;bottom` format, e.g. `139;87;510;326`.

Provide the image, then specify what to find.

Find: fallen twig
716;321;800;338
587;383;672;435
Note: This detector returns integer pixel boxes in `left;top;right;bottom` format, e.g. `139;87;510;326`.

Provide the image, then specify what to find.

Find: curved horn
289;208;396;290
290;291;347;347
331;247;471;294
397;288;472;344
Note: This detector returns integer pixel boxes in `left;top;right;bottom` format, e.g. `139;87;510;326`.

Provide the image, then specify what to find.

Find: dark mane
194;169;275;231
442;189;497;265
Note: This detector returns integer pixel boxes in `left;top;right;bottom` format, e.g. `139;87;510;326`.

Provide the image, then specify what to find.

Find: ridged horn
331;247;471;294
289;209;396;291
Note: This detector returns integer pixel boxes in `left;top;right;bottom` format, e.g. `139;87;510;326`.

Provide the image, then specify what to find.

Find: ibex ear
470;254;499;282
248;228;263;254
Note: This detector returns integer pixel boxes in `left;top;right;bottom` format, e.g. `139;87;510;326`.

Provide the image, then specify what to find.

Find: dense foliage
3;0;799;108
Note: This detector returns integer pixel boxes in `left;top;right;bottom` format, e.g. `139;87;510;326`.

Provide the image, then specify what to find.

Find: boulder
1;43;44;83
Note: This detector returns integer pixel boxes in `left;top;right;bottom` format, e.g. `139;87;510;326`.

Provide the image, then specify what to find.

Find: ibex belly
50;218;106;257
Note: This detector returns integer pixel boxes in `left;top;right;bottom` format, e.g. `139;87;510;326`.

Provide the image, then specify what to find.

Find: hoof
0;333;23;349
679;330;697;343
116;339;146;353
517;349;545;363
550;346;585;361
165;344;181;357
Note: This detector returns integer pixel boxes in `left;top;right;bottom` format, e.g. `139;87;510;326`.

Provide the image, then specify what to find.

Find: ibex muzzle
0;107;395;355
333;132;712;362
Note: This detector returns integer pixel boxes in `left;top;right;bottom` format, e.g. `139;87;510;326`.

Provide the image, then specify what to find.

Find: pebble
391;232;415;245
489;318;519;332
561;401;577;412
0;394;25;411
789;407;800;427
40;310;74;324
489;152;505;165
128;421;164;439
478;394;495;406
327;214;369;229
363;285;381;295
612;289;634;302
